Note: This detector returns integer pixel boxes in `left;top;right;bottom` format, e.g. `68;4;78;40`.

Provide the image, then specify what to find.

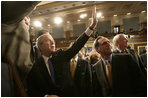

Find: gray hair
36;33;50;48
37;29;49;38
112;34;126;48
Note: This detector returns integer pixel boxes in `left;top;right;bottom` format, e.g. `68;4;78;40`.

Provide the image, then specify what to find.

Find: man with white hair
92;36;146;97
112;34;146;77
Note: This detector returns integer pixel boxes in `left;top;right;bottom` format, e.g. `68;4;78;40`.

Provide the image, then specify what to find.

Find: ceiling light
114;14;117;17
141;10;146;13
127;13;131;15
67;21;70;23
54;17;63;24
48;24;50;26
34;21;42;27
77;20;80;22
97;12;102;18
80;13;87;19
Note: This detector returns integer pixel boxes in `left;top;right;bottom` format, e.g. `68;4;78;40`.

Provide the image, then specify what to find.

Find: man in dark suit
71;54;93;97
27;5;97;97
140;52;147;68
140;47;147;68
92;36;147;97
112;34;147;77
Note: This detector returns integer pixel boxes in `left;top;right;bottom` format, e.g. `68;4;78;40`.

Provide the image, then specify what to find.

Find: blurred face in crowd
117;35;128;50
24;17;30;30
96;37;112;55
38;34;55;57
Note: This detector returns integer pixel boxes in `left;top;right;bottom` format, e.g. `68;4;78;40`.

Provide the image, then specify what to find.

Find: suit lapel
39;57;53;84
94;60;109;87
126;49;130;54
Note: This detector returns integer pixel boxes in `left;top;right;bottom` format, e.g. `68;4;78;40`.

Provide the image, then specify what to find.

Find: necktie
122;50;126;54
48;58;56;84
106;60;112;88
71;59;77;78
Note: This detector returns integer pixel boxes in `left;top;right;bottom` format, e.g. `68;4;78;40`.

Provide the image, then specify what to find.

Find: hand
90;5;97;29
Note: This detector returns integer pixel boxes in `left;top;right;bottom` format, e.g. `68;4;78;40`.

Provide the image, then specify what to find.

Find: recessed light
141;10;146;13
127;13;131;15
34;21;42;27
114;14;117;17
54;17;63;24
97;12;102;18
80;13;87;19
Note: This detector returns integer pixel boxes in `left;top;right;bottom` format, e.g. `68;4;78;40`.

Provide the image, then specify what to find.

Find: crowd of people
2;1;147;97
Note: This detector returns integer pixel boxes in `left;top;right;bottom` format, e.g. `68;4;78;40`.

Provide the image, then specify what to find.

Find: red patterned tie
122;50;126;54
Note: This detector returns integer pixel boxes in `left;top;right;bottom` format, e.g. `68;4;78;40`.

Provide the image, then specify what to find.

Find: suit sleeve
54;33;90;62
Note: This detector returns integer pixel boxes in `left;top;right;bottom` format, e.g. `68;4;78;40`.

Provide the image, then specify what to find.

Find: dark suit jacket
73;58;93;97
140;53;147;67
27;33;90;97
113;49;147;77
93;53;147;97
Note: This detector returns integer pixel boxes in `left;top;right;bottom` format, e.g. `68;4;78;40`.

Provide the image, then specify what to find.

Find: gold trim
137;45;147;55
128;42;147;44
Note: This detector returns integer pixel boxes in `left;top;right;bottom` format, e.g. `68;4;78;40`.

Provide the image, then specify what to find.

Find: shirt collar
116;48;122;53
117;48;127;53
71;56;78;62
42;55;49;62
101;54;112;65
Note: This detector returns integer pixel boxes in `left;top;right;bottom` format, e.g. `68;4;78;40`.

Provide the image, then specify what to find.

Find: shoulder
52;49;63;56
113;49;120;53
32;56;44;70
112;53;131;60
93;59;102;68
127;48;137;53
140;53;147;57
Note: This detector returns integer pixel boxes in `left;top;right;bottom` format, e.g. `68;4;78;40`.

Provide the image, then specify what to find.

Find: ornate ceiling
30;1;147;27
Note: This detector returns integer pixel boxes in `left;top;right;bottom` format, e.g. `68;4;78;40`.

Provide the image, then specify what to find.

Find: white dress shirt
42;55;51;76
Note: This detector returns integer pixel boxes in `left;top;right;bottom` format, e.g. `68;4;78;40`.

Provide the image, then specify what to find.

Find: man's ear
95;47;100;53
38;45;42;51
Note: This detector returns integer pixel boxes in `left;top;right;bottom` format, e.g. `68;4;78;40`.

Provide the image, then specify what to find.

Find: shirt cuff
85;27;93;36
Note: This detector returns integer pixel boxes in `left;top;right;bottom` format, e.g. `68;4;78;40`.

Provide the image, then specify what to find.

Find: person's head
37;34;55;57
24;16;30;31
93;36;112;57
89;51;101;65
113;34;128;50
37;29;49;38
